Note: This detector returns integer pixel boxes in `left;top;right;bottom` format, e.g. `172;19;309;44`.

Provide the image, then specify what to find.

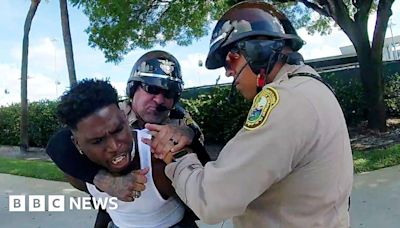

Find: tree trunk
20;0;41;152
356;44;387;131
329;0;389;132
60;0;77;87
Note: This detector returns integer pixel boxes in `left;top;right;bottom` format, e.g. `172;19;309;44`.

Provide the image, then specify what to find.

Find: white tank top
87;129;184;228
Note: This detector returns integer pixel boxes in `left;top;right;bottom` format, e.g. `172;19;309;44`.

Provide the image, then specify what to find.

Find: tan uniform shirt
165;64;353;227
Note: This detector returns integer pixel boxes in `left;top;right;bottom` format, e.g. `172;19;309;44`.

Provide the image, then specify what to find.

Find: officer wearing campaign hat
156;1;353;227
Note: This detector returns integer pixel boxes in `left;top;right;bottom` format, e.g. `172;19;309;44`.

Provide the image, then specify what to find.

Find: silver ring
132;190;141;198
169;138;178;145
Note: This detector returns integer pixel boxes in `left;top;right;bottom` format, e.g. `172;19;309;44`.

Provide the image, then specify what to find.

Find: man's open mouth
111;153;129;169
112;154;126;164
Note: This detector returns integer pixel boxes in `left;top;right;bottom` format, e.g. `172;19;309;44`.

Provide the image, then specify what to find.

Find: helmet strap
228;61;248;102
255;50;282;93
256;68;266;93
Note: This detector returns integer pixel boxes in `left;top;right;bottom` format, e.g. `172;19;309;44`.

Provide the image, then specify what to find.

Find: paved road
1;165;400;227
0;174;96;227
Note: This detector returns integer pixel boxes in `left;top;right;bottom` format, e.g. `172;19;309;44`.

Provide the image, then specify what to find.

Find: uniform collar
271;63;304;84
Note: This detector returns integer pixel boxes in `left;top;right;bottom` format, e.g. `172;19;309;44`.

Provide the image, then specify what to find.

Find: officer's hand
143;123;194;159
93;168;149;202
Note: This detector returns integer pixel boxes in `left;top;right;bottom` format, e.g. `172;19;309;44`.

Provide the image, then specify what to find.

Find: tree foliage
70;0;219;62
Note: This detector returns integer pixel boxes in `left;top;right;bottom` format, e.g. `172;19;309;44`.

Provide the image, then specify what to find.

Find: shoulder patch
183;114;194;126
244;87;279;130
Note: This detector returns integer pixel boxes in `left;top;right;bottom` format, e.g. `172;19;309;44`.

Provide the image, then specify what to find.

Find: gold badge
244;87;279;130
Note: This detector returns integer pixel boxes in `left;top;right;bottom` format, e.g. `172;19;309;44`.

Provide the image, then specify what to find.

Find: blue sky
1;0;399;106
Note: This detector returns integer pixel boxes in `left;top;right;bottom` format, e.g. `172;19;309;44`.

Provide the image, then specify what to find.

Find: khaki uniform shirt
165;64;353;227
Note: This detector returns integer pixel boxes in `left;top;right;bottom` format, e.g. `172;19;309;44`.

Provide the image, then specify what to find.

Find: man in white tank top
86;129;185;228
55;79;194;228
47;51;211;227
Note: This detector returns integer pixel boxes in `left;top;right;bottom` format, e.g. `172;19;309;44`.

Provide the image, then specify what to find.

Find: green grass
353;144;400;173
0;144;400;181
0;157;65;181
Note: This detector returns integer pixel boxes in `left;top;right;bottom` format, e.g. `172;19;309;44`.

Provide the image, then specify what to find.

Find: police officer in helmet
47;50;209;227
125;50;184;125
150;2;353;227
122;50;209;163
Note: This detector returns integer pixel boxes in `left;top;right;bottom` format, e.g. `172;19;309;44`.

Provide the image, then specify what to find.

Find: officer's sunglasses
140;83;176;99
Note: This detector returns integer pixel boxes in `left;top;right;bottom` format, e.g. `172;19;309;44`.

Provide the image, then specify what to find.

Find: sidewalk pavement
349;165;400;227
1;165;400;227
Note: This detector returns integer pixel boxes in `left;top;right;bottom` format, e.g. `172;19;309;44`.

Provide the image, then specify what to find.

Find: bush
0;103;20;145
385;73;400;117
322;72;400;125
0;100;62;147
181;86;251;143
322;72;366;125
28;100;62;147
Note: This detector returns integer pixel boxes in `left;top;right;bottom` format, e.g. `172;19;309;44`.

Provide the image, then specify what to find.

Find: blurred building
306;35;400;73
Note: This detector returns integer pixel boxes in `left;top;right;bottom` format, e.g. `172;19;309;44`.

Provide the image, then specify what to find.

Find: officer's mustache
156;105;170;112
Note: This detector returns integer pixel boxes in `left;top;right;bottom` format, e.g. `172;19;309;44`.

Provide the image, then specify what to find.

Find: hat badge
159;59;175;75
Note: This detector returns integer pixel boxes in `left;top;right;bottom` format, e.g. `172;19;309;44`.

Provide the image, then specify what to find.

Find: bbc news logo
9;195;118;212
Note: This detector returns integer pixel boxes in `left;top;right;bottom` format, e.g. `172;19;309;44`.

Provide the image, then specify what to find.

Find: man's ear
70;134;84;155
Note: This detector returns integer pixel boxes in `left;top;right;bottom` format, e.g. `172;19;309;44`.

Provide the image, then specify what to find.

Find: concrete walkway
350;165;400;227
1;165;400;227
0;174;97;227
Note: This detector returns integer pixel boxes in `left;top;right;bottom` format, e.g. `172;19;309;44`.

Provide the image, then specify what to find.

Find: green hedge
0;100;62;147
385;73;400;117
0;73;399;146
181;86;251;143
321;72;366;125
322;72;400;124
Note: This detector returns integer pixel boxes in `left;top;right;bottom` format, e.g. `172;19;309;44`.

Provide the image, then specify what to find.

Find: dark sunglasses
141;84;177;99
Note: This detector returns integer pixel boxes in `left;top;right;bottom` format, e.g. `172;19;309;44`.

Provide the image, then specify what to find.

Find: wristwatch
172;149;191;161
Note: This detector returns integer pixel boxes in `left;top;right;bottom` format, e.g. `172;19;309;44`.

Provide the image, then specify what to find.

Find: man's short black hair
57;79;119;130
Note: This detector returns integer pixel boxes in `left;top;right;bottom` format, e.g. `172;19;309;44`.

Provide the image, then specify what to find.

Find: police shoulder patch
184;114;194;126
244;87;279;130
